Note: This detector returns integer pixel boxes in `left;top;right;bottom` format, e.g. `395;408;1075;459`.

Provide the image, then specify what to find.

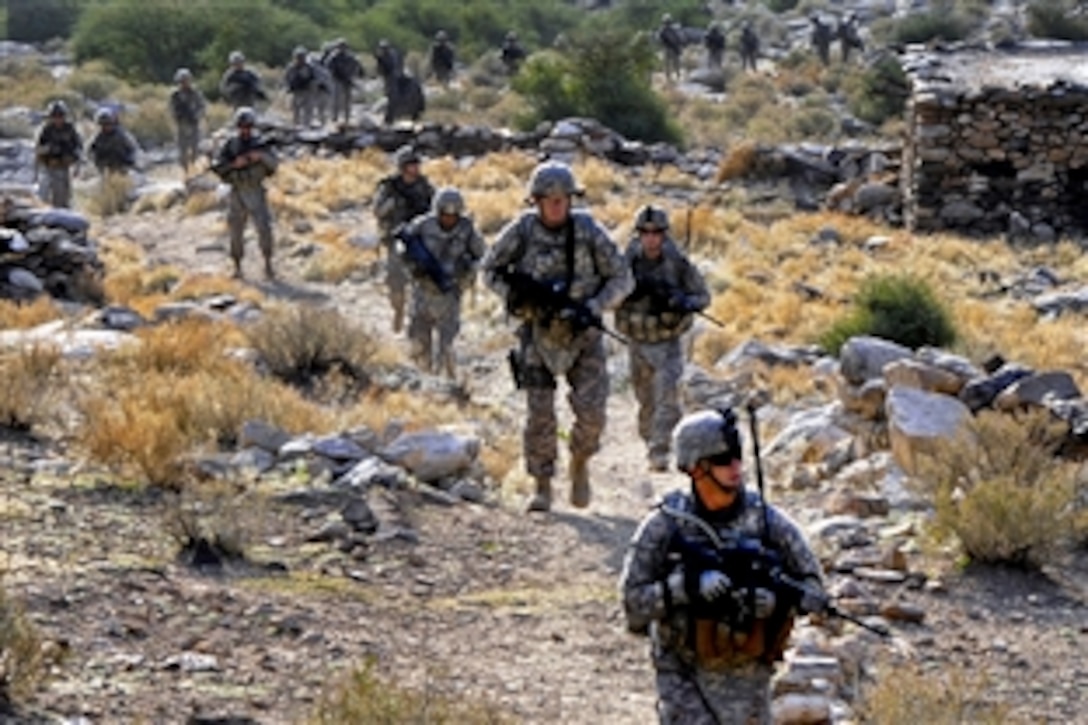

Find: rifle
632;277;726;328
496;265;627;344
395;228;454;293
210;135;278;180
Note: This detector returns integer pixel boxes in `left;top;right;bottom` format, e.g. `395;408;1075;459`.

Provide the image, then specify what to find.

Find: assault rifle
633;277;726;328
209;135;278;180
395;228;454;293
497;266;627;344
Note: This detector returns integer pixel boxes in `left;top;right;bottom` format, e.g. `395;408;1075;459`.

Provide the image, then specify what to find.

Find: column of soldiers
812;13;865;66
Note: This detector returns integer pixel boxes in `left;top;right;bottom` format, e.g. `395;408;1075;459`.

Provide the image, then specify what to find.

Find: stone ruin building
900;42;1088;242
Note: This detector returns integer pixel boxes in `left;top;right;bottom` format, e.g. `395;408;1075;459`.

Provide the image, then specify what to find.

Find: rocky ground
2;165;1087;725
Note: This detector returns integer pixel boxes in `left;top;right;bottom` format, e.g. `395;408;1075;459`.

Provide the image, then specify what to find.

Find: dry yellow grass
0;297;63;329
0;345;65;432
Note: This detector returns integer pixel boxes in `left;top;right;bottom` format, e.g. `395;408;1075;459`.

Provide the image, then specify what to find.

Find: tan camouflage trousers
332;82;352;123
655;666;772;724
227;186;274;264
291;91;315;128
631;338;683;467
177;121;200;173
523;327;608;479
384;240;408;327
408;286;461;375
40;166;72;208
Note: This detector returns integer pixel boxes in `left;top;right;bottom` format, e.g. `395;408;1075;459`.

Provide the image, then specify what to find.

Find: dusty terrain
3;163;1088;725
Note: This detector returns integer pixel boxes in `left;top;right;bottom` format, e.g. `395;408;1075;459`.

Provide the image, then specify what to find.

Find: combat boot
526;476;552;513
392;304;404;334
442;349;456;379
263;256;275;281
231;257;243;279
569;454;591;508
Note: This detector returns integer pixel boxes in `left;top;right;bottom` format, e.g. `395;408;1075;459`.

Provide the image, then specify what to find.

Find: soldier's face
694;457;742;510
438;212;458;230
537;194;570;228
640;228;664;259
401;162;420;181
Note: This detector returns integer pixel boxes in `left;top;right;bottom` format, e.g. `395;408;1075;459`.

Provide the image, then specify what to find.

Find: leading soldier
620;408;828;724
482;161;634;512
615;206;710;472
398;187;485;378
34;101;82;208
373;146;436;333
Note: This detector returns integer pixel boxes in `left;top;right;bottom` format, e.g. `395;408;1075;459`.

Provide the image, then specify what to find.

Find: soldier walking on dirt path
481;161;634;513
373;145;435;333
219;51;268;110
212;107;279;281
620;408;828;724
34;100;82;208
615;206;710;473
169;68;205;177
740;22;760;72
399;187;485;378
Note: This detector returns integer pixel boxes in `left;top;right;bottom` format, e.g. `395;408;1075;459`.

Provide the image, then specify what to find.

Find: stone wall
902;45;1088;242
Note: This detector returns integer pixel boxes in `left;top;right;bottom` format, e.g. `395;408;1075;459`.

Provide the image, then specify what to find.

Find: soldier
810;15;833;66
619;408;828;724
482;161;634;512
430;30;456;87
500;31;527;75
219;51;268;109
88;108;138;179
615;206;710;472
657;13;685;82
740;21;760;72
837;13;865;64
374;39;402;95
373;146;435;333
310;50;334;126
284;46;318;128
326;39;363;123
168;68;206;177
34;100;82;208
212;107;279;280
398;187;485;378
704;21;725;70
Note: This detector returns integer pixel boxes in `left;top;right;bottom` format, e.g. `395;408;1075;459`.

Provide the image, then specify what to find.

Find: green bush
884;7;973;44
6;0;80;42
845;54;909;126
1027;0;1088;40
764;0;801;13
820;274;956;354
516;25;680;144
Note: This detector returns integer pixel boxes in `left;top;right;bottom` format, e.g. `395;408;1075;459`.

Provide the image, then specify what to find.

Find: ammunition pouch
507;347;555;390
692;613;794;670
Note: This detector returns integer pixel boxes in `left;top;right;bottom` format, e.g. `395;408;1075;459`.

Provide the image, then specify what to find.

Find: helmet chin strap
691;465;740;512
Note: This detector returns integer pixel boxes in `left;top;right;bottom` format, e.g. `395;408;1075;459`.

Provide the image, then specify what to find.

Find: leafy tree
514;25;681;144
6;0;80;42
845;54;909;126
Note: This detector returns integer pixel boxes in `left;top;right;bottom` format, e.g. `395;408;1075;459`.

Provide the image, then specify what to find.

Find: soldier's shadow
549;511;639;574
252;278;330;303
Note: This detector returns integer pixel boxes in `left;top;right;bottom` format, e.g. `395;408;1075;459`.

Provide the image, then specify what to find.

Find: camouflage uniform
622;483;822;718
219;53;267;109
169;69;206;174
213;108;278;279
482;162;634;510
35;104;82;208
285;49;318;128
704;24;725;70
657;15;684;82
740;24;760;72
88;112;138;176
430;32;456;86
373;149;435;332
616;209;709;471
837;15;864;64
326;42;362;123
500;32;527;75
400;193;485;377
811;16;833;66
374;41;403;95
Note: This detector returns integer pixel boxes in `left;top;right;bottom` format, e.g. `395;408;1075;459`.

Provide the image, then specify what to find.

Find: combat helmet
506;31;518;41
435;30;448;42
94;107;117;125
48;100;69;118
174;67;193;83
673;409;742;471
293;45;308;58
229;50;245;64
233;106;257;128
635;205;669;232
434;187;465;216
662;13;673;24
394;145;421;168
527;160;583;199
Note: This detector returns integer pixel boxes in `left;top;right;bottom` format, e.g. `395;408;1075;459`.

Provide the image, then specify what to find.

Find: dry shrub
127;319;230;375
478;428;520;483
0;346;65;432
246;304;378;391
312;658;511;725
342;389;464;433
164;480;263;566
858;660;1010;724
0;577;46;712
916;409;1079;568
0;297;61;329
83;172;135;217
716;141;758;183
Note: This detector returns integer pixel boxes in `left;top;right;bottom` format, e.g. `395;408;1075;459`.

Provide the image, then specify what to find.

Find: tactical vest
614;246;695;343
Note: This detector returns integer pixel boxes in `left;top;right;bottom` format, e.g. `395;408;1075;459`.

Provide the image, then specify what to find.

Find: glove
798;586;829;615
697;570;732;602
670;294;702;314
753;588;777;618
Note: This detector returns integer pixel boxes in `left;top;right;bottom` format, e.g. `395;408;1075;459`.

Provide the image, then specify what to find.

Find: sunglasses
705;451;741;466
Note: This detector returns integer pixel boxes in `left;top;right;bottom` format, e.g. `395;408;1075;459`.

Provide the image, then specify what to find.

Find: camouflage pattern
384;73;426;124
811;17;833;66
284;57;319;127
374;43;403;94
35;120;82;208
837;15;865;63
374;172;436;329
619;488;825;724
740;24;760;72
88;125;138;174
326;45;362;123
483;210;634;479
219;65;267;109
169;85;206;172
704;24;725;70
401;212;485;375
430;38;456;86
657;20;684;81
214;132;279;273
310;54;333;125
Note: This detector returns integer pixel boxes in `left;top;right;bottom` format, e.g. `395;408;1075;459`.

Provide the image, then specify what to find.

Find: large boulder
886;385;974;475
380;429;480;483
839;336;913;385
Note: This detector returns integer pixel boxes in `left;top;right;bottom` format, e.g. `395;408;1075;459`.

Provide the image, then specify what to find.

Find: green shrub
820;274;956;354
6;0;80;43
313;658;511;725
883;4;974;44
764;0;801;13
1027;0;1088;40
64;61;122;102
514;25;681;144
917;410;1079;569
845;54;909;126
